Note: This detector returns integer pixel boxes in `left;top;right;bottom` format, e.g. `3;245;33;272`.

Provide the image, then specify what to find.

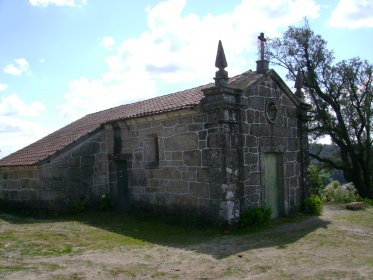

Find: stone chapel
0;34;310;225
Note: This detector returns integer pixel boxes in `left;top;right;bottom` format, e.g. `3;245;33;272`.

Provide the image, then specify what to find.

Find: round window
266;101;278;124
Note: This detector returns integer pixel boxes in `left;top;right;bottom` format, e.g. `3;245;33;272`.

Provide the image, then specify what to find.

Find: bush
240;207;272;228
68;200;86;214
304;195;323;215
309;165;323;196
323;181;359;203
99;194;113;211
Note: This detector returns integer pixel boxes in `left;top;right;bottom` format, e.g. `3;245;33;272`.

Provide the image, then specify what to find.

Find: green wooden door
264;153;279;218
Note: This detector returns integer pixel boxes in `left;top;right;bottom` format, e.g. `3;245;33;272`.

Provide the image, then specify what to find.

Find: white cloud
59;0;320;121
0;94;45;117
0;83;7;92
0;95;48;158
329;0;373;28
3;58;31;76
29;0;86;7
101;36;116;50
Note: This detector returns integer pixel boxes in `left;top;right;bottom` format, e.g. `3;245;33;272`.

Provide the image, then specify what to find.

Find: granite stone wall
106;109;223;221
0;129;109;212
240;76;304;215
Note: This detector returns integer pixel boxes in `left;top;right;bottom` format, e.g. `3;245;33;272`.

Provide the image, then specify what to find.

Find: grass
0;205;372;279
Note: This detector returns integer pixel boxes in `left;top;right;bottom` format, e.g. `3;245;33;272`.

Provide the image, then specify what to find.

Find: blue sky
0;0;372;158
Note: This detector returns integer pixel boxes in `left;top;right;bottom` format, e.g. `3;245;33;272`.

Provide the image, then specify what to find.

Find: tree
268;21;373;199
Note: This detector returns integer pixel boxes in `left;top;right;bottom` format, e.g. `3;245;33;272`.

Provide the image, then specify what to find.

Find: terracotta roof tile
0;71;259;167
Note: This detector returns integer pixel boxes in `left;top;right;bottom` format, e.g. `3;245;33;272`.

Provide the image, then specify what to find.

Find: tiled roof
0;71;260;167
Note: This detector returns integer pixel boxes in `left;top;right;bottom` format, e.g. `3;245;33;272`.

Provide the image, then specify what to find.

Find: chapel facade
0;36;310;224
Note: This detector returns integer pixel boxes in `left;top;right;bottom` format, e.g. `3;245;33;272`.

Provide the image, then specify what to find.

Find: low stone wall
0;129;109;212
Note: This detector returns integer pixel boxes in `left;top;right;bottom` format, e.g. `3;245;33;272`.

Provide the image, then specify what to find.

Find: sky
0;0;372;158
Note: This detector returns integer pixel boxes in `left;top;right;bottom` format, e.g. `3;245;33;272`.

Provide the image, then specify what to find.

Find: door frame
260;152;286;217
116;160;129;212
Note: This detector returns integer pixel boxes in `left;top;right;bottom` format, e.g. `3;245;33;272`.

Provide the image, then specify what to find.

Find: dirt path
1;204;373;279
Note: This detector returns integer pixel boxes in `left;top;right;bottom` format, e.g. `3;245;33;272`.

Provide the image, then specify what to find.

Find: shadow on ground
0;210;330;260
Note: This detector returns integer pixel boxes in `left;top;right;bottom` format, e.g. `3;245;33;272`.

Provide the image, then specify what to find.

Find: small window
144;134;159;168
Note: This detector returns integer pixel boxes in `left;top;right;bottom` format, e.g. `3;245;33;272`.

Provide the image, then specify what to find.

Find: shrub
309;165;323;197
323;182;359;203
240;207;272;228
68;200;86;214
99;194;113;211
304;195;323;215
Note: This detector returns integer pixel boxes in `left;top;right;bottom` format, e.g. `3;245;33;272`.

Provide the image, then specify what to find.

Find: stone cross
258;32;266;61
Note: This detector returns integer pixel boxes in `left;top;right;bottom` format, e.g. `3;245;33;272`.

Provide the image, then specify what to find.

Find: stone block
175;125;187;134
19;190;38;201
81;155;95;168
245;153;259;165
40;190;65;201
169;193;198;207
131;169;148;186
288;138;299;151
188;123;203;132
46;179;63;190
164;133;198;151
72;142;100;157
198;131;207;140
182;171;197;181
64;180;80;192
161;119;178;127
148;178;160;187
207;133;226;148
250;124;271;137
189;182;209;198
4;180;19;190
197;168;210;183
209;183;222;199
199;141;206;149
183;150;201;166
164;127;174;137
96;161;108;172
68;157;81;168
202;149;221;167
248;96;265;111
172;151;182;161
246;135;257;147
178;116;193;125
248;172;261;185
9;190;19;200
165;180;188;193
68;168;81;180
193;114;207;123
157;167;181;180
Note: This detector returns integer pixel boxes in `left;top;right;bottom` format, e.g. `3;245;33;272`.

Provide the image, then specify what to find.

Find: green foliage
360;198;373;206
268;20;373;199
240;207;272;228
68;200;86;214
309;165;323;196
99;194;113;211
304;195;323;215
323;182;360;203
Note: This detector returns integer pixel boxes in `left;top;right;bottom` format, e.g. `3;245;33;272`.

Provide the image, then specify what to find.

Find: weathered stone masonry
0;130;109;211
0;36;310;224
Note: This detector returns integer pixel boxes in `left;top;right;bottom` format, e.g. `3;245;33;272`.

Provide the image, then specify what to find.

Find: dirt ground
1;204;373;279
